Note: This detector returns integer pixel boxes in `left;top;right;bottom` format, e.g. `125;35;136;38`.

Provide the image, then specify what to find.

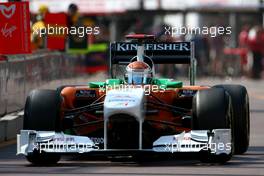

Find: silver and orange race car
17;34;249;165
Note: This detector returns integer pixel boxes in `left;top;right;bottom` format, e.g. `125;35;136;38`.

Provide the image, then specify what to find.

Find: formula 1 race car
17;34;250;165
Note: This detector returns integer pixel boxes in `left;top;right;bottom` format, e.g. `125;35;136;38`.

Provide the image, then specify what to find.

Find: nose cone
104;88;145;122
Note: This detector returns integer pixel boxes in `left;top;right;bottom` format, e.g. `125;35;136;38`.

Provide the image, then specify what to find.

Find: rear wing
109;41;196;85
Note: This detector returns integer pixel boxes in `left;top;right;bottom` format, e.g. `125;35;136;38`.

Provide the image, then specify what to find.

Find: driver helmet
126;61;151;85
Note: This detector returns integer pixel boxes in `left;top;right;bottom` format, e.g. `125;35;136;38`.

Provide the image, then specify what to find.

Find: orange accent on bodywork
61;87;76;109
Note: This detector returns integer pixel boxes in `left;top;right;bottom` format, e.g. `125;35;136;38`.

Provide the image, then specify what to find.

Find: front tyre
192;88;234;163
214;84;250;154
23;89;62;165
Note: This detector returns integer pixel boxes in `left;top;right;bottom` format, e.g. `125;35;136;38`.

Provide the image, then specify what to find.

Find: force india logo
115;43;190;51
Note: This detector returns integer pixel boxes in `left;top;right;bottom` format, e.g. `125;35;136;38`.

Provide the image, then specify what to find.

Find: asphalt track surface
0;77;264;176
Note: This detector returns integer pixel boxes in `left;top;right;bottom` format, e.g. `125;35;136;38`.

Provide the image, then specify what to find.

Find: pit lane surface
0;78;264;176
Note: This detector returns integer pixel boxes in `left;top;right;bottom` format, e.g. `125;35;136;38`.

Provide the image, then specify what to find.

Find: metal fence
0;50;88;117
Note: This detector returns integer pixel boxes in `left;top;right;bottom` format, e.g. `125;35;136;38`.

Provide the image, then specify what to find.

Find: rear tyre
23;89;62;165
214;84;250;154
192;88;233;163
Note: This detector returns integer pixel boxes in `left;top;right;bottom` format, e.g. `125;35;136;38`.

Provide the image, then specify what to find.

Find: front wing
17;129;231;156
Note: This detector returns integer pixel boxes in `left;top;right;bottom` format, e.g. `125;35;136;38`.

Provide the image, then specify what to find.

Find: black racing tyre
214;84;250;154
192;88;232;130
192;88;233;163
23;89;62;165
23;89;61;131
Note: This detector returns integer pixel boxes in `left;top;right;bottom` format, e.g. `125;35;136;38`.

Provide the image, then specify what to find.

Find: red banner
0;2;31;54
45;13;67;50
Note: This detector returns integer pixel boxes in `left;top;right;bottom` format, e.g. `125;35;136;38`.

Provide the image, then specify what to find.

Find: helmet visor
127;71;147;85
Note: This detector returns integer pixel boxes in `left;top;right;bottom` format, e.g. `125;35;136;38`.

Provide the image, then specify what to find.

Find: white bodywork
17;130;95;154
153;129;232;155
104;88;145;122
103;88;145;149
